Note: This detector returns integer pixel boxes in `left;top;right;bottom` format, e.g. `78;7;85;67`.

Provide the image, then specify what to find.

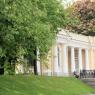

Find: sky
66;0;77;2
62;0;78;8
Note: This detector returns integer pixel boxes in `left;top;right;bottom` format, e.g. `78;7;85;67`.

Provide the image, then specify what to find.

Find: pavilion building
16;29;95;76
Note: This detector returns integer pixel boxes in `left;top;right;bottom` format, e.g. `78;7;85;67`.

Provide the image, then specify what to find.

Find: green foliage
0;0;65;74
65;0;95;35
4;61;15;75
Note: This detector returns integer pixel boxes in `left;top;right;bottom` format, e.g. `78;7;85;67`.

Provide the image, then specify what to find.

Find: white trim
57;29;95;49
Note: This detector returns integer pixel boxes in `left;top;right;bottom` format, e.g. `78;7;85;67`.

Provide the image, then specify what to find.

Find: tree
0;0;65;74
65;0;95;36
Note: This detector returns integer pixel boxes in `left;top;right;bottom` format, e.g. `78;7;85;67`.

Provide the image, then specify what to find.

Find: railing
80;70;95;78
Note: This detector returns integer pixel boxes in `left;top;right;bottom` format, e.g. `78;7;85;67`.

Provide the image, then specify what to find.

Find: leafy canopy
0;0;65;64
65;0;95;36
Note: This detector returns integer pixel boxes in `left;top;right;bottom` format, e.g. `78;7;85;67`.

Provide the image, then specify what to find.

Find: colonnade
54;45;89;76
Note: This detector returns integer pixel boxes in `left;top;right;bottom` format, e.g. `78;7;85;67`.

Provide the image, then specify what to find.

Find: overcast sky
63;0;77;8
66;0;77;2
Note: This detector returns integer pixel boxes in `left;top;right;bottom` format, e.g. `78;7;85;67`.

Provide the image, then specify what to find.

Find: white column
54;45;59;76
58;46;62;76
71;47;75;73
78;48;82;71
37;49;41;75
63;45;68;75
85;49;89;70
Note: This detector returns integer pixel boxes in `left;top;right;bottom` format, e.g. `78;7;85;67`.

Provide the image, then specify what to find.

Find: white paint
54;45;59;76
58;45;62;75
63;45;68;75
71;47;75;73
85;49;89;70
37;48;41;75
15;64;24;74
78;48;82;71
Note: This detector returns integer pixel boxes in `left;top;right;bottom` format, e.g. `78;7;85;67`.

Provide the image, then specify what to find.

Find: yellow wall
82;50;85;69
68;49;71;73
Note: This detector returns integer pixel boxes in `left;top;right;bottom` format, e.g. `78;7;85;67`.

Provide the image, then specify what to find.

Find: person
73;71;79;78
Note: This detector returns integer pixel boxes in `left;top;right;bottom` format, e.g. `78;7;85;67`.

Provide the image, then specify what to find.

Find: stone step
82;80;95;82
81;78;95;81
84;82;95;85
81;78;95;88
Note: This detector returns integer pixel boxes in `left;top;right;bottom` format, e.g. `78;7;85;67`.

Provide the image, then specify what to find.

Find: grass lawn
0;75;95;95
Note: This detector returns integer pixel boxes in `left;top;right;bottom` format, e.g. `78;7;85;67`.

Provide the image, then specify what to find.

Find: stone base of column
53;72;70;76
42;70;52;76
53;72;60;76
63;73;70;77
37;72;41;75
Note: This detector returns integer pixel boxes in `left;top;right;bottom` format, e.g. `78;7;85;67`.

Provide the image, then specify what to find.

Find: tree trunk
33;49;38;75
0;65;4;75
0;57;4;75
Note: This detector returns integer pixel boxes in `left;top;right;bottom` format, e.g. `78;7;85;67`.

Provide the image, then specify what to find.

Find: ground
0;75;95;95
